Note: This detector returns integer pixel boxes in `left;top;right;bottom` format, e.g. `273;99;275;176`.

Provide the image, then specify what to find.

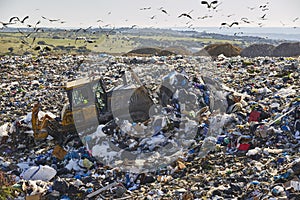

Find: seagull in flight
241;17;251;24
178;14;192;19
201;0;218;9
42;16;60;22
178;10;193;19
293;17;299;22
158;7;168;15
260;14;267;20
0;21;16;28
9;16;29;23
140;7;151;10
198;15;213;19
221;21;239;27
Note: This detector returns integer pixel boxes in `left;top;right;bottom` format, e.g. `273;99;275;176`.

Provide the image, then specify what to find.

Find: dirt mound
241;44;275;57
124;47;175;56
272;42;300;57
163;46;192;55
194;43;241;57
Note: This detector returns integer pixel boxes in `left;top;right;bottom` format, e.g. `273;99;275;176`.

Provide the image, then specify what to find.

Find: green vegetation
0;30;241;56
132;35;240;44
0;32;139;55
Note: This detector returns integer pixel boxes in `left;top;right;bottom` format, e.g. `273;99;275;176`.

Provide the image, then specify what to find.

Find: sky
0;0;300;29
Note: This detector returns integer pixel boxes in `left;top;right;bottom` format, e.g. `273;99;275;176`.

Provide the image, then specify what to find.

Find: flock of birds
0;0;299;51
137;1;299;30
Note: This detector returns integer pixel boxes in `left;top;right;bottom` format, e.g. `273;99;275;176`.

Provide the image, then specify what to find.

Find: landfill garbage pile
124;47;176;57
241;44;276;58
240;42;300;58
272;42;300;57
0;53;300;199
163;46;193;56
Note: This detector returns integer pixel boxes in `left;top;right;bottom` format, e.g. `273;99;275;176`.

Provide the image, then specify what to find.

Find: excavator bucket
32;103;50;140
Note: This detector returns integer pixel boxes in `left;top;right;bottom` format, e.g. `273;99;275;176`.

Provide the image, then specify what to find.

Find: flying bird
178;13;193;19
41;16;60;22
31;37;36;45
20;16;29;23
0;21;16;28
198;15;213;19
161;9;168;14
20;38;30;45
159;7;168;15
247;7;255;10
130;25;138;29
178;10;193;19
241;17;251;24
226;14;235;18
234;32;243;36
258;22;264;27
221;22;239;27
140;7;151;10
201;0;218;9
260;14;267;20
293;17;299;22
27;20;41;29
9;16;20;23
259;5;267;9
102;27;115;38
18;29;32;38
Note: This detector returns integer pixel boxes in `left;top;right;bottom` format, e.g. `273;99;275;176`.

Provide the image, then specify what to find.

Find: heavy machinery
32;68;154;145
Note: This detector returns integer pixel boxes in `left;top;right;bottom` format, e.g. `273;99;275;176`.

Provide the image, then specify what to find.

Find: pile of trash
241;42;300;58
241;44;276;57
124;47;175;57
272;42;300;57
0;53;300;199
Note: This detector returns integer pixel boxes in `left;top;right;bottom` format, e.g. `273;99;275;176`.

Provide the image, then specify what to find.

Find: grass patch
0;31;240;55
